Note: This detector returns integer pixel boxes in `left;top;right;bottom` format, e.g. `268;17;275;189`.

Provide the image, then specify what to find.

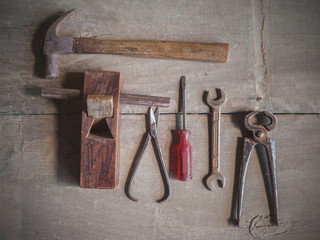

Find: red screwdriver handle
170;130;192;181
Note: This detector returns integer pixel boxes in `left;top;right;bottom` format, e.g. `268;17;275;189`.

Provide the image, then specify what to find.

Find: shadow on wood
56;72;84;185
22;72;84;185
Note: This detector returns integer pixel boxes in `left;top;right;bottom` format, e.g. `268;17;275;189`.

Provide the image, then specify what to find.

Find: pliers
125;107;171;203
236;111;279;226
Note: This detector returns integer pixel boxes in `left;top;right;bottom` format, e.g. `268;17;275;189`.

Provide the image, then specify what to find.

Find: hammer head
43;9;75;78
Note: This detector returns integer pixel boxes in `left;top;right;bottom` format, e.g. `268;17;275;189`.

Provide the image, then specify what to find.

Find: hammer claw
43;9;75;78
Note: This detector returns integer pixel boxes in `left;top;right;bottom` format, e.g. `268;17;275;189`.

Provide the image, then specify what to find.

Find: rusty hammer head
43;9;75;78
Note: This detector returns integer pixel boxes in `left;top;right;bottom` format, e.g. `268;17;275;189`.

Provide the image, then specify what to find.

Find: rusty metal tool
43;9;230;78
125;108;171;203
203;89;227;190
170;76;192;181
236;111;279;226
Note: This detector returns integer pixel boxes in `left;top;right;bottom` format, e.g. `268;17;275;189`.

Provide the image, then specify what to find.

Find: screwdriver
170;76;192;181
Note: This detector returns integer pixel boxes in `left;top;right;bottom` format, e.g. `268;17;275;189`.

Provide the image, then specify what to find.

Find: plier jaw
236;111;279;226
147;107;160;137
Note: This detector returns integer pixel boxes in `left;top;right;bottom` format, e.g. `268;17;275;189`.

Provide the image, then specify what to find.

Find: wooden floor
0;1;319;239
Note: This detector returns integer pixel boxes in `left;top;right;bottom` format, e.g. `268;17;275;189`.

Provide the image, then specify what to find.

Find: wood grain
80;71;121;189
73;39;230;63
86;95;113;118
0;1;319;114
119;93;170;107
0;0;320;239
1;114;319;239
41;88;170;107
41;88;81;100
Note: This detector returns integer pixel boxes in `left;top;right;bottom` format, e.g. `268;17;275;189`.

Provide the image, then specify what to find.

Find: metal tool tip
66;9;76;16
156;195;170;203
148;107;156;124
63;9;76;19
180;76;186;87
272;218;280;226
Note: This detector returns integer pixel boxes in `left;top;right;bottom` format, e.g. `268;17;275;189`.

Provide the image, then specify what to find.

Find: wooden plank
0;114;319;239
264;0;320;113
80;71;121;189
0;1;319;114
0;0;320;239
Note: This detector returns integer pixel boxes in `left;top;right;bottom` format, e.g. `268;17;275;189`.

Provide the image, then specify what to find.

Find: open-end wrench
203;89;227;190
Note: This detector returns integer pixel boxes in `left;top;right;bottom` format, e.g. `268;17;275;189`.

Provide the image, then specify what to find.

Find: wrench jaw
215;173;226;188
205;89;227;107
204;173;226;190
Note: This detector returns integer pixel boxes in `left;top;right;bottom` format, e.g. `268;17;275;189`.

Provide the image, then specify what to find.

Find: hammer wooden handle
73;39;230;63
41;88;170;107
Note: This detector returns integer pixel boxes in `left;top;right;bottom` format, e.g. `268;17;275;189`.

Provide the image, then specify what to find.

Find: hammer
43;9;230;78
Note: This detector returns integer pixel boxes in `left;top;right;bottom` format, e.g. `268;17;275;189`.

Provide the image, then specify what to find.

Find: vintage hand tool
42;71;170;189
203;89;227;189
125;108;171;203
236;111;279;226
170;76;192;181
43;9;230;78
41;88;170;107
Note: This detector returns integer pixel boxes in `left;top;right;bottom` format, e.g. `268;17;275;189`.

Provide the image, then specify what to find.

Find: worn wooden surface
0;0;320;239
1;114;319;239
87;94;114;119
